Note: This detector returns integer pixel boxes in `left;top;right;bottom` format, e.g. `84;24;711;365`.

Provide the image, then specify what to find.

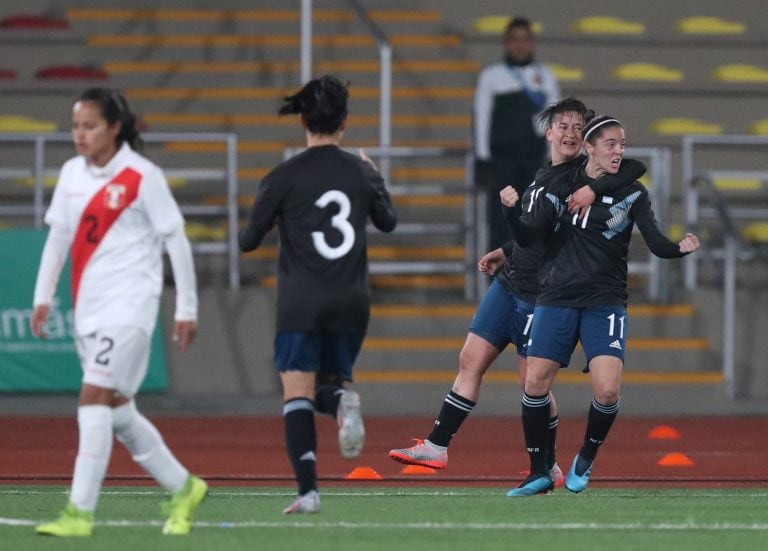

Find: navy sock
547;415;559;470
315;385;343;417
427;391;476;447
521;392;551;476
578;397;620;471
283;398;317;495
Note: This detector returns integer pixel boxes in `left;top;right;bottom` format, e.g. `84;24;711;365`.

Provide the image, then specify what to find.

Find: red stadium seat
0;68;17;79
0;14;69;30
35;64;108;80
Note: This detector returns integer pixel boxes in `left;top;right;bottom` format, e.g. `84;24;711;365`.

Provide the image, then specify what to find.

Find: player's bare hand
173;320;197;352
478;248;506;276
359;149;378;171
569;185;596;218
499;186;519;208
679;233;700;254
31;304;50;338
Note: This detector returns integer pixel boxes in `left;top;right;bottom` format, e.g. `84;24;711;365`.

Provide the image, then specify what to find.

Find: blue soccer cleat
564;454;593;493
506;473;554;497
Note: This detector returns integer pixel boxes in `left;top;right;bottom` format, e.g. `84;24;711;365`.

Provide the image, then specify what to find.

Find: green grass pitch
1;485;766;550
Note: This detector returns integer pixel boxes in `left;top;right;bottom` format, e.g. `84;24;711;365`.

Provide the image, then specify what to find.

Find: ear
108;121;122;141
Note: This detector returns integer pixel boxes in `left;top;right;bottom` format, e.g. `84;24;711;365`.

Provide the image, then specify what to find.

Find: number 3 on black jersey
312;190;355;259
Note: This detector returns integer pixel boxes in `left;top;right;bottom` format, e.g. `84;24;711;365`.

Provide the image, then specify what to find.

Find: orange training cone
648;425;681;440
400;465;437;475
657;452;694;467
345;466;383;480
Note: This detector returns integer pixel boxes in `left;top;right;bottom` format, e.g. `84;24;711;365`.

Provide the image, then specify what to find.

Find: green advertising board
0;229;168;392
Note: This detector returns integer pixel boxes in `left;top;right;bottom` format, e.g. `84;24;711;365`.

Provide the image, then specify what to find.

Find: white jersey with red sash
44;143;184;336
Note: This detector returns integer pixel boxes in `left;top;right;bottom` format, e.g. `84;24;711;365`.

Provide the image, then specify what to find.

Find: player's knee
112;399;137;435
594;388;620;406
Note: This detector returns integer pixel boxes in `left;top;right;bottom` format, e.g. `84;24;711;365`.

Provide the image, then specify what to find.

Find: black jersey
239;144;397;332
496;156;584;302
520;165;684;308
498;156;647;303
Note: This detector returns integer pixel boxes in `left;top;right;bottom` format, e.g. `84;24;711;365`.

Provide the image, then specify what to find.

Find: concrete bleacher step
355;302;719;382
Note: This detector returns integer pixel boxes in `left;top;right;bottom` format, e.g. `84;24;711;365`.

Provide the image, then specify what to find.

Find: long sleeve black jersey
520;166;685;308
239;145;397;332
498;156;647;303
496;156;584;302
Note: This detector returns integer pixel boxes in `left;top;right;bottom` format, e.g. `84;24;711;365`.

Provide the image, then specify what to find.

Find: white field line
2;488;768;499
2;517;768;531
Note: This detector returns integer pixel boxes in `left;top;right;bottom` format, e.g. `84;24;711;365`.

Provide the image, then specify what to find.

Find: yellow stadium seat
546;63;584;82
612;63;683;82
0;116;57;132
649;118;722;136
14;176;58;188
185;222;227;241
713;178;762;191
749;120;768;135
571;16;645;35
471;16;542;34
712;64;768;83
668;223;684;242
742;223;768;243
676;16;746;35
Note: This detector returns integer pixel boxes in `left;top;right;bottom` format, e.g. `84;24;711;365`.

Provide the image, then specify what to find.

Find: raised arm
633;188;699;258
569;158;647;215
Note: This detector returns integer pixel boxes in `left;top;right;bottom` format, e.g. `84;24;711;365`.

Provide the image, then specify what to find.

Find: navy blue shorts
274;332;365;382
468;279;534;356
526;304;628;367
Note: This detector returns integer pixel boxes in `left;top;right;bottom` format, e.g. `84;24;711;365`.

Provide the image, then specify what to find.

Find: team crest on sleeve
104;183;127;210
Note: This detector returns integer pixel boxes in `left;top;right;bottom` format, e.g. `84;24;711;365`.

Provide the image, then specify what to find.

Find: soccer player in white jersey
31;88;207;537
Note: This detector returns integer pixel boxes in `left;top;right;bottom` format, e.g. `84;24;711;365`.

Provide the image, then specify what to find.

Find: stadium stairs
1;0;766;414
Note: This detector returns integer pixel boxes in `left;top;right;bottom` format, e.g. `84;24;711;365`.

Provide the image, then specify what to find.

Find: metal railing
689;175;749;399
299;0;392;182
681;134;768;290
0;132;241;289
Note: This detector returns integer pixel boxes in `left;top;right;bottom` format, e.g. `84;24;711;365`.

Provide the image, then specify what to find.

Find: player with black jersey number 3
239;75;397;514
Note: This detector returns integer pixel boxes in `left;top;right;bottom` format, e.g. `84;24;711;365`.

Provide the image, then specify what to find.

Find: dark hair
581;114;623;144
505;16;532;34
537;97;594;129
278;75;349;135
76;87;142;151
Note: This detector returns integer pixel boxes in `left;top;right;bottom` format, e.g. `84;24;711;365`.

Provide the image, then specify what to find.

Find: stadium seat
185;222;227;242
0;115;57;132
546;64;584;82
749;120;768;135
0;68;17;80
0;13;68;29
713;178;762;191
649;117;722;136
612;63;683;82
571;16;645;35
470;15;542;34
676;16;746;35
742;223;768;243
712;64;768;83
35;64;108;80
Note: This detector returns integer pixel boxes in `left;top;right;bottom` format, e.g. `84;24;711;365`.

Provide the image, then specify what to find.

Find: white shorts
76;326;151;397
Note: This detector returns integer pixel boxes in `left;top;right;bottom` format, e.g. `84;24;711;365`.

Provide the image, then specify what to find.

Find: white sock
70;405;113;512
112;401;188;493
